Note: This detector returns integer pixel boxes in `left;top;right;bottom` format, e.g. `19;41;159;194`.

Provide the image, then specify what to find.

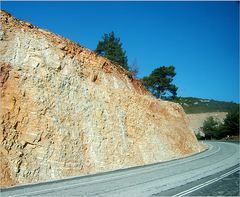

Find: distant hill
170;97;239;114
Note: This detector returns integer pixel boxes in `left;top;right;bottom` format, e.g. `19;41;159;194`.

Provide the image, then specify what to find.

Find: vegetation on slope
199;108;239;140
169;97;239;114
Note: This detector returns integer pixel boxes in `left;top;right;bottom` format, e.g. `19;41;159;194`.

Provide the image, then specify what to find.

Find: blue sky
2;1;239;102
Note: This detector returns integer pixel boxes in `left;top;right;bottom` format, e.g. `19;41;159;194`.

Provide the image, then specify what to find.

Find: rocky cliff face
0;10;200;187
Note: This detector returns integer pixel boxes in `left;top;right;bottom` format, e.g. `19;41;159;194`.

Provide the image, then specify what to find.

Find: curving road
1;141;239;197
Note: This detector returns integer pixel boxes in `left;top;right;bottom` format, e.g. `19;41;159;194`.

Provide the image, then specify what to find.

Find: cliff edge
0;10;200;187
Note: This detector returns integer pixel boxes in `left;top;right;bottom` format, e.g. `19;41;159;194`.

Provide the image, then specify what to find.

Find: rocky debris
0;10;200;187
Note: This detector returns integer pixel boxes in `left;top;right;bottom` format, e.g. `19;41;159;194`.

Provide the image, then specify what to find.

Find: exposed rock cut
187;112;227;135
0;10;200;187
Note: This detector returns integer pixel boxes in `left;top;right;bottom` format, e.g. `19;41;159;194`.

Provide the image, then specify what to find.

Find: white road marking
7;143;220;197
173;166;240;197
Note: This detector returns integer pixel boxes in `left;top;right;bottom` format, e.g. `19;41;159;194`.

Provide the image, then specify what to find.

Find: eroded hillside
0;10;200;187
187;112;227;134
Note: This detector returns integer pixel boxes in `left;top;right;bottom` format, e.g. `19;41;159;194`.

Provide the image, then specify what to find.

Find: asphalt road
153;164;239;196
1;141;239;197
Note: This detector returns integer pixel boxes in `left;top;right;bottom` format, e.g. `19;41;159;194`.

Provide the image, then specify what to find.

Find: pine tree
223;109;239;136
95;32;129;70
142;66;178;99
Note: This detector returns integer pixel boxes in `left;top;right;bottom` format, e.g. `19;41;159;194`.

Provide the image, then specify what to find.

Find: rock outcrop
0;10;200;187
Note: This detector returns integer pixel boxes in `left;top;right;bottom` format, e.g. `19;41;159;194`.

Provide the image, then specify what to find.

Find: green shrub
201;108;239;140
201;116;222;140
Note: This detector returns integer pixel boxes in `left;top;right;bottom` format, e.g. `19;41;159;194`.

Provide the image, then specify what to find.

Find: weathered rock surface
0;10;200;187
187;112;227;135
